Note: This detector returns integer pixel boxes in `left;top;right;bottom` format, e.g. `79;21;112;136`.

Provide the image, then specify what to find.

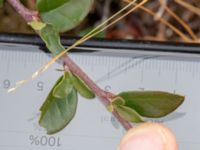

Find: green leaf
70;74;95;99
36;0;69;12
39;75;78;134
106;104;114;112
39;24;65;55
111;97;125;106
118;91;185;118
0;0;4;7
28;21;46;30
37;0;94;32
115;105;144;123
53;72;73;99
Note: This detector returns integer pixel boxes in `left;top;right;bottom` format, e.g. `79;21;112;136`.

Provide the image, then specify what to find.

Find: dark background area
0;0;199;42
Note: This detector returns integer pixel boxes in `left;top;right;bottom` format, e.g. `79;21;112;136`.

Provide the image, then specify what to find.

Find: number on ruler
3;79;11;89
37;81;44;91
29;135;61;147
104;85;112;92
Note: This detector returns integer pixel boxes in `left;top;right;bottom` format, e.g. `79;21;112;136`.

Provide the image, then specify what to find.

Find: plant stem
7;0;39;22
7;0;133;131
62;55;113;103
62;55;133;130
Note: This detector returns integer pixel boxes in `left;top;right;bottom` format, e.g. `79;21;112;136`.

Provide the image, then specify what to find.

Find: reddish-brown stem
7;0;133;131
62;55;133;130
113;110;133;130
7;0;39;22
61;55;113;104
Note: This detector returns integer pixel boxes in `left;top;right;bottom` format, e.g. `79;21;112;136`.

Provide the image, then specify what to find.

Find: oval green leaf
118;91;185;118
115;105;144;123
39;24;65;55
28;21;46;31
70;74;95;99
53;72;73;99
39;76;78;134
37;0;94;32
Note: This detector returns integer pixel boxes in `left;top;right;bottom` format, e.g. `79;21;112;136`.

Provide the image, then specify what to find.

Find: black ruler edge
0;33;200;55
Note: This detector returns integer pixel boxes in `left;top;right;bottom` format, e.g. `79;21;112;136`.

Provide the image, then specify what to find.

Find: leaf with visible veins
39;74;78;134
118;91;184;118
115;105;144;123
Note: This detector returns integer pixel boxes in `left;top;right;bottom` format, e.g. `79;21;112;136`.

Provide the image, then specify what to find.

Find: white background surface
0;44;200;149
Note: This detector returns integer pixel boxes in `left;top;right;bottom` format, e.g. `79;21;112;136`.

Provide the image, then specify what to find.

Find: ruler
0;34;200;150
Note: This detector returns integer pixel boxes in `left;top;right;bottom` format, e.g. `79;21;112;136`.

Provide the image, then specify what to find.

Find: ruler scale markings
166;59;169;71
5;60;10;74
198;61;200;74
96;58;132;83
170;60;174;72
192;62;196;79
196;62;200;78
150;58;154;70
190;61;194;73
110;56;116;68
184;61;189;72
170;60;174;71
183;61;187;72
158;59;162;76
140;59;144;83
192;61;196;73
175;68;178;84
187;61;190;73
96;57;129;83
98;55;102;66
23;51;28;69
173;60;176;71
1;45;200;150
188;61;192;73
153;58;157;70
195;61;198;73
180;61;184;72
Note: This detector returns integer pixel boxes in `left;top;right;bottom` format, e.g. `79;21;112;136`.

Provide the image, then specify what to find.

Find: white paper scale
0;44;200;150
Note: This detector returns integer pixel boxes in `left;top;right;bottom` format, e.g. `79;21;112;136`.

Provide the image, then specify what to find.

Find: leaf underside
53;72;73;99
118;91;184;118
70;74;95;99
39;24;65;55
39;74;78;134
115;105;144;123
